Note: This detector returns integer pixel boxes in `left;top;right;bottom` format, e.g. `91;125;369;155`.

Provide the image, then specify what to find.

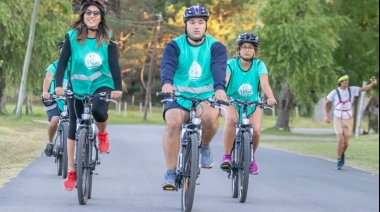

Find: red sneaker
63;171;76;191
98;131;110;154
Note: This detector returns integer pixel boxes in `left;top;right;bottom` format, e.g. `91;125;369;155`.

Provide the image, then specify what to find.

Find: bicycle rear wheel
61;122;69;179
76;128;91;205
237;131;251;203
181;133;199;212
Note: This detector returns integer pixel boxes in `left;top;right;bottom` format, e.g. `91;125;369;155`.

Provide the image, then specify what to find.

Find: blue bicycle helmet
183;5;210;23
236;33;259;47
80;0;106;14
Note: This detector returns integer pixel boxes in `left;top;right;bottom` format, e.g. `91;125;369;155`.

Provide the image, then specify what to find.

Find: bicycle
157;92;229;212
223;98;272;203
72;91;116;205
43;92;71;179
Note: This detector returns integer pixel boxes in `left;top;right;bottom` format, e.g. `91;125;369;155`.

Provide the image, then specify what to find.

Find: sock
167;169;176;174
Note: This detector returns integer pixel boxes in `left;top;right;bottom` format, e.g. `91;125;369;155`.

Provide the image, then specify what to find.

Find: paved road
0;125;378;212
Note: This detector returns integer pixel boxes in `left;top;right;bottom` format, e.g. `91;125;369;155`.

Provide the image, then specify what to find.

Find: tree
331;0;379;88
0;0;72;114
256;0;349;130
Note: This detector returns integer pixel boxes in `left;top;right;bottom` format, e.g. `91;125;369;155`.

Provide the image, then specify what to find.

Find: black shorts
162;101;189;122
47;107;60;122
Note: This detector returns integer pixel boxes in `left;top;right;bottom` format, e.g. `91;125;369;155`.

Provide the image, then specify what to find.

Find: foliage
256;0;349;108
0;0;73;95
329;0;379;91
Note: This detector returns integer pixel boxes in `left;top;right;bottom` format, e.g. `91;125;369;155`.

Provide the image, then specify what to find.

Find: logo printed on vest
238;84;253;96
189;61;202;81
84;53;102;70
63;79;68;90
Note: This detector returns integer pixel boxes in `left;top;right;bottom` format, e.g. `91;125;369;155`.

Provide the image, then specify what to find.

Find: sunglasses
84;9;101;17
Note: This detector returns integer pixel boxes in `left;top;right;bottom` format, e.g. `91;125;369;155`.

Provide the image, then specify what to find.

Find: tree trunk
275;80;294;131
0;67;7;114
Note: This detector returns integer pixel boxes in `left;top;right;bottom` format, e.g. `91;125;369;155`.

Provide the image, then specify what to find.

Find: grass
0;104;378;189
0;116;46;188
260;128;378;173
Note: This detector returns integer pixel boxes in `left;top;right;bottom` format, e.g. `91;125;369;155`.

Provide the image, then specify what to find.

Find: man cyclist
160;5;228;190
41;41;70;157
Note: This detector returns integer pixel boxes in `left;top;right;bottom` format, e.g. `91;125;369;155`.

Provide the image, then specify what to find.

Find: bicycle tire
237;131;251;203
76;128;91;205
88;139;97;199
88;171;93;199
61;122;69;179
231;139;238;198
55;134;63;176
181;133;199;212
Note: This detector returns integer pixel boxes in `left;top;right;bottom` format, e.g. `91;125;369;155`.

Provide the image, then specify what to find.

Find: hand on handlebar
111;90;122;100
161;84;174;94
41;92;50;99
55;87;65;96
214;89;229;102
266;98;277;107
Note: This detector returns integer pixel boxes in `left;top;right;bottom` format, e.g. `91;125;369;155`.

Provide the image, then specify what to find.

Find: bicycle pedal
162;186;176;191
201;166;212;169
93;172;98;175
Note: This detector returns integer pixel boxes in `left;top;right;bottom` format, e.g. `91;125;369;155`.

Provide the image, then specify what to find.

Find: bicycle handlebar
228;97;274;110
70;91;117;104
156;92;230;108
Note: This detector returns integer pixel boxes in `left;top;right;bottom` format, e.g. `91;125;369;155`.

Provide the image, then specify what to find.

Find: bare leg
48;116;59;142
197;102;220;145
67;138;75;171
96;119;108;133
335;133;344;159
249;107;262;155
163;108;189;170
221;105;238;155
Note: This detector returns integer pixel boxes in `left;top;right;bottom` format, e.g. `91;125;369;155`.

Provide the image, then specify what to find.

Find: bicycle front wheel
55;134;63;176
231;139;238;198
76;128;91;205
61;122;69;179
237;131;251;203
181;133;199;212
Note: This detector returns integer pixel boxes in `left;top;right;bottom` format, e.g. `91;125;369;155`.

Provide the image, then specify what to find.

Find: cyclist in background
55;0;122;191
220;33;276;175
160;5;228;190
41;41;70;157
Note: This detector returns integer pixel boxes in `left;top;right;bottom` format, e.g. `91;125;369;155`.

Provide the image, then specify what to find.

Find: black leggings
68;87;112;140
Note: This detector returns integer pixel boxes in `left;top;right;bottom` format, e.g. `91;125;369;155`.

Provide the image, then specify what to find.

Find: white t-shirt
326;86;360;119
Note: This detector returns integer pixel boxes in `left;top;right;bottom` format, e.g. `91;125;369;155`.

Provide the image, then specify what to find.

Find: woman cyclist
220;33;276;175
55;0;122;191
